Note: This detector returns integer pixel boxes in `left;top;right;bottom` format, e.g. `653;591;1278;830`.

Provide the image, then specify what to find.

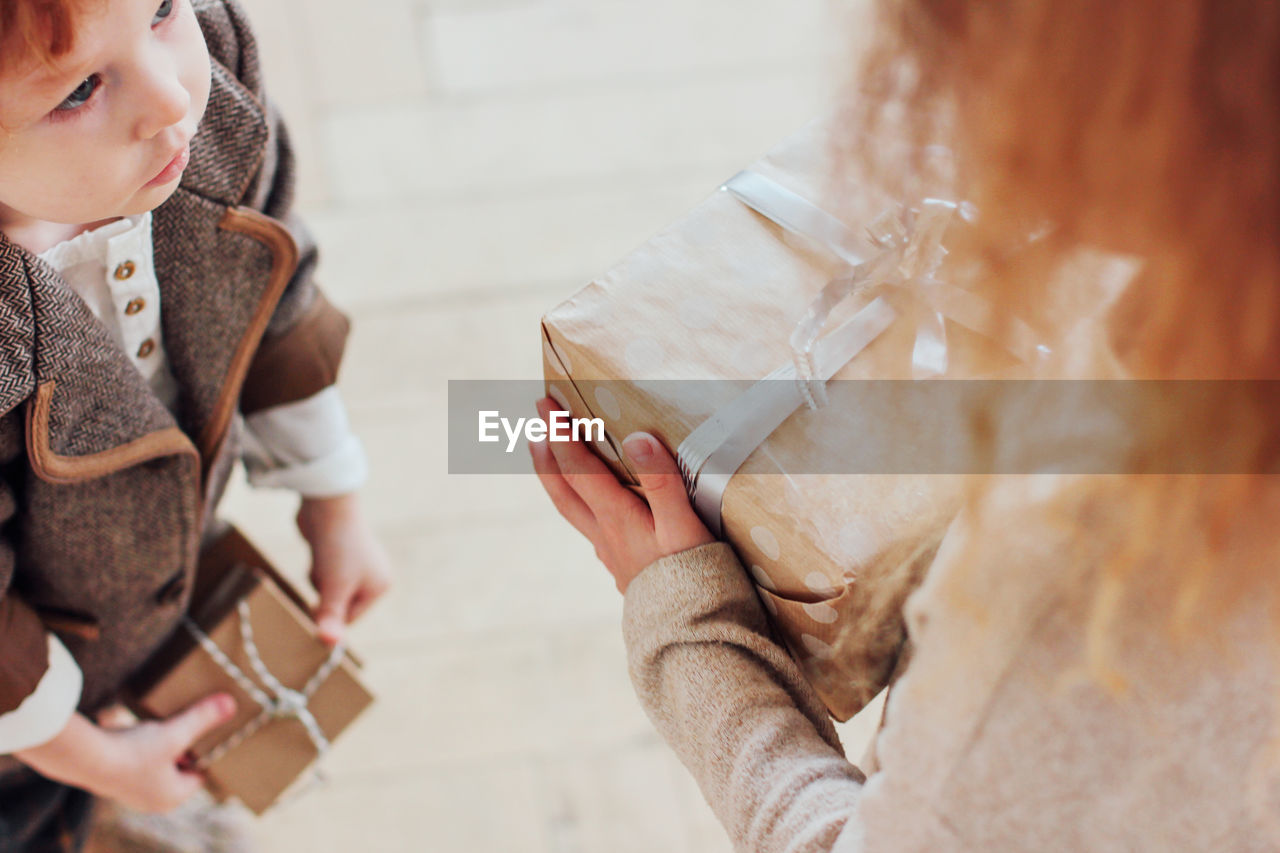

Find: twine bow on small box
181;601;346;769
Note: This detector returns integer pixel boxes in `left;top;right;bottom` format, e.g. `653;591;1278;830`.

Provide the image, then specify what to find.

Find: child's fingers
530;439;598;539
170;770;208;804
96;703;137;730
314;576;358;645
622;433;713;554
315;613;346;646
346;564;394;624
347;589;374;624
342;588;376;627
162;693;237;755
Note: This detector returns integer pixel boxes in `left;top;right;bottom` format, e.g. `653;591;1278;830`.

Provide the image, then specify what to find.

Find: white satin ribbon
677;171;1047;536
677;298;896;536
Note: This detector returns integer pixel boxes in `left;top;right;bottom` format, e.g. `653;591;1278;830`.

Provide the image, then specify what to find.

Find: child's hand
530;397;714;593
297;493;392;646
15;694;237;814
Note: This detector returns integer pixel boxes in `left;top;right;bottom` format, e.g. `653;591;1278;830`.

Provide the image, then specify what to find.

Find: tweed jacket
0;0;349;727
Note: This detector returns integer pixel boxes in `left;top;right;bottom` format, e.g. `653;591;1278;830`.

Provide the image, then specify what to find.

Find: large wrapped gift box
541;120;1126;719
128;528;374;814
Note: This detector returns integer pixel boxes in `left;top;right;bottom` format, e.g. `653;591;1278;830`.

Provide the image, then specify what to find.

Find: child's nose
133;65;191;140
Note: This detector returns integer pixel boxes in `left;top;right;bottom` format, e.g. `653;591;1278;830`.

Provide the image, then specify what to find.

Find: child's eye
152;0;174;26
54;74;101;112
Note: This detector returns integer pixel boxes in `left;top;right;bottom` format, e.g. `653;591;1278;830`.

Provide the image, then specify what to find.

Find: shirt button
137;338;156;358
124;297;146;315
114;261;136;280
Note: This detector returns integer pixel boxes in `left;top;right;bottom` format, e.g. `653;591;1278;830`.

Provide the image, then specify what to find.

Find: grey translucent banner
448;379;1279;475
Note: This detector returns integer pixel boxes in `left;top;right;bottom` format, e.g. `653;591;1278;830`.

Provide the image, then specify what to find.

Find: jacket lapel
18;250;194;478
153;195;296;480
0;240;37;416
152;55;295;481
180;61;270;208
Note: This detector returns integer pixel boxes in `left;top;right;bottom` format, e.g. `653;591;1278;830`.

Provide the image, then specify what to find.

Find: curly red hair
847;0;1279;653
856;0;1279;377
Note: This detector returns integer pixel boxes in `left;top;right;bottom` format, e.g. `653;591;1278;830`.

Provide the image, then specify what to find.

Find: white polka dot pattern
802;602;839;624
836;519;878;565
749;565;777;591
593;386;622;420
548;384;570;411
750;525;781;561
800;634;836;660
544;340;570;375
804;573;837;597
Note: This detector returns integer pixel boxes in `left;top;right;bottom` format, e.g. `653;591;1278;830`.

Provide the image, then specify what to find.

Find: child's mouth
146;144;191;188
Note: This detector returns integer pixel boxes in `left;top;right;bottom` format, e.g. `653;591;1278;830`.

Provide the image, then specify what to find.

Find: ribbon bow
181;601;346;769
676;171;1048;536
726;171;1046;403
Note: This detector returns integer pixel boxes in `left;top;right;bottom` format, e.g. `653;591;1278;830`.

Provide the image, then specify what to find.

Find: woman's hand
530;397;714;593
297;493;393;646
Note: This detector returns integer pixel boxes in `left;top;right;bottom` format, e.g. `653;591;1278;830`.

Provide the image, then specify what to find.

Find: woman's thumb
622;432;712;551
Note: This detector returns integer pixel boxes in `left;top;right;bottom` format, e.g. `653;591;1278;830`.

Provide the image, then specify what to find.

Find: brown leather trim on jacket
35;608;101;643
197;206;299;479
0;596;51;714
25;382;199;485
239;291;350;417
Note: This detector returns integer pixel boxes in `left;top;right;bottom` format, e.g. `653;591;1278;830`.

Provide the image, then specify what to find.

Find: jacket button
155;572;187;605
125;297;146;315
114;261;136;280
137;338;156;358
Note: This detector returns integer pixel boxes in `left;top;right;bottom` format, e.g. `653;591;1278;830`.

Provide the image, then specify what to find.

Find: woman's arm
624;543;865;853
531;399;866;852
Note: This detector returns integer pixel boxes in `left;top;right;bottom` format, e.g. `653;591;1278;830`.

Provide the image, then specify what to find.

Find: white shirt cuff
242;387;369;498
0;633;83;753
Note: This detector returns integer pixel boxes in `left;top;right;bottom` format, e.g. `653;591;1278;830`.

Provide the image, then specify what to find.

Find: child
0;0;390;847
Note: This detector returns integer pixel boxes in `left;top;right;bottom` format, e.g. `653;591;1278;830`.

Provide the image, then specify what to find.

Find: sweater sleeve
623;542;867;853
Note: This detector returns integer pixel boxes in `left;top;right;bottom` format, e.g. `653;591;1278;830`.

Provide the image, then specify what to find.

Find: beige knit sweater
623;475;1278;852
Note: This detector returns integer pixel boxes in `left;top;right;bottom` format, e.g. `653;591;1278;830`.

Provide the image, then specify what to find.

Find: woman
533;1;1279;849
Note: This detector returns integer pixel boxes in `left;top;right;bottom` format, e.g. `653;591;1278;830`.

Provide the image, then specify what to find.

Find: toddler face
0;0;211;233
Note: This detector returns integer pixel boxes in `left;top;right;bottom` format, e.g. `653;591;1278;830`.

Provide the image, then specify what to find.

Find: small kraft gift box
541;118;1130;720
128;527;374;814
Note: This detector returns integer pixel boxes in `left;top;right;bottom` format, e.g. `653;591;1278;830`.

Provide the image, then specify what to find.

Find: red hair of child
0;0;101;76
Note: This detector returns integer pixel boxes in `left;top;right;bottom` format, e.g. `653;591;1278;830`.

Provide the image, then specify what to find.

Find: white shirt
0;214;368;752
